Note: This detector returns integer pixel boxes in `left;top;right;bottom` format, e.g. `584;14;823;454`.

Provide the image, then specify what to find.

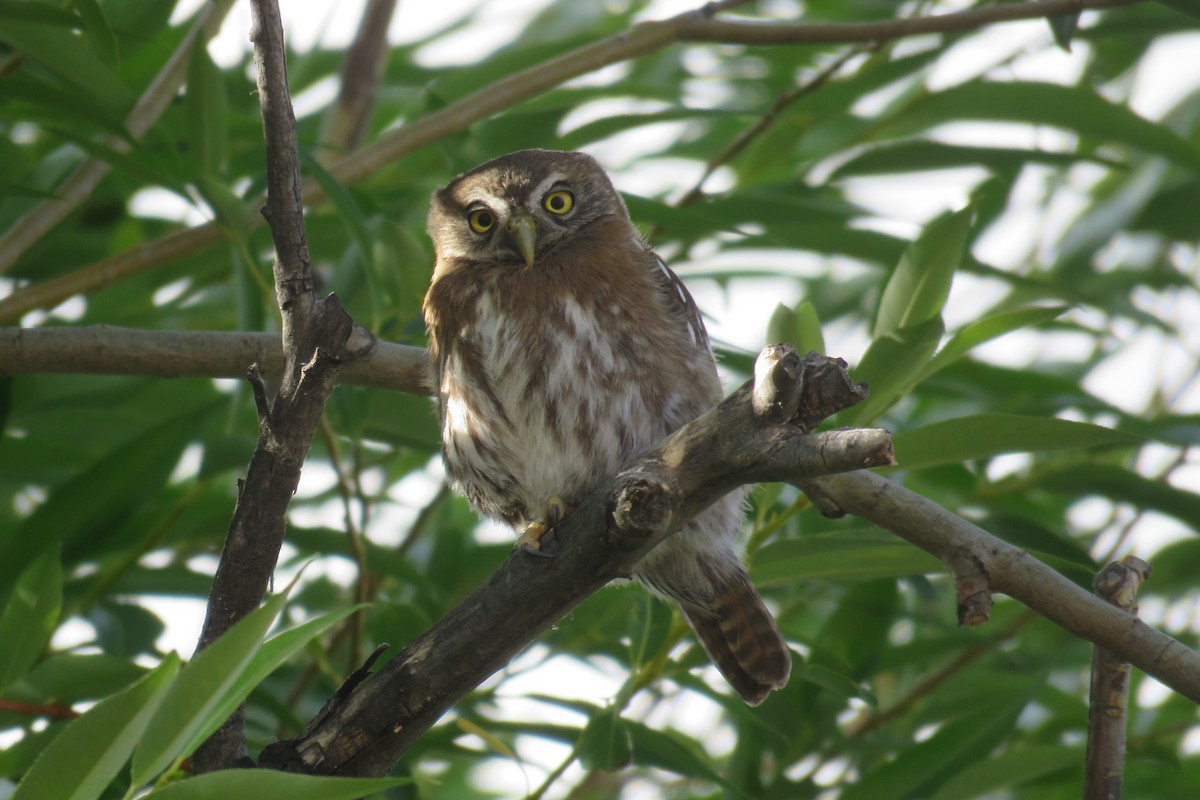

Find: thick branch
0;326;424;393
0;0;1146;323
259;351;888;777
803;472;1200;702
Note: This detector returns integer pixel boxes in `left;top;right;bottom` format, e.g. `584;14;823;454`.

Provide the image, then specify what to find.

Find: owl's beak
506;215;537;267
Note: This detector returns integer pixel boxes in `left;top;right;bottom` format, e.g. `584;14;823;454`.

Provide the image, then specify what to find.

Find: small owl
423;149;790;704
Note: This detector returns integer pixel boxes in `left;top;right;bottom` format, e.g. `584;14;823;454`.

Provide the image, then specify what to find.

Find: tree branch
0;0;1147;324
802;472;1200;702
259;349;889;777
318;0;398;158
0;326;423;393
191;0;360;773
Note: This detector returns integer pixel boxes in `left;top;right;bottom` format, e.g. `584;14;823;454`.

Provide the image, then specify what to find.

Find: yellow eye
468;208;495;234
543;190;574;215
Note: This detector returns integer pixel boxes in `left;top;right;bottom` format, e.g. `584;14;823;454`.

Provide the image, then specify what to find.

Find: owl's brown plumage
423;149;790;704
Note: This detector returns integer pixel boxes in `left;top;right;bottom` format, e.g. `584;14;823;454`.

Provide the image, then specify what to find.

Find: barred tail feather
681;571;791;706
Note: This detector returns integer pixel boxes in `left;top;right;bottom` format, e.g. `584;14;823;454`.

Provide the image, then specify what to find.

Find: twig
1084;555;1151;800
0;0;1146;323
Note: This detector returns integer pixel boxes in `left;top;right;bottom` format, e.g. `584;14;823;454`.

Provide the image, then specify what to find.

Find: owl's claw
517;496;570;558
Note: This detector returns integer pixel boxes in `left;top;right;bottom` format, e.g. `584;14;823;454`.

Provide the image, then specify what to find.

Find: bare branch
803;472;1200;703
0;325;423;392
191;0;358;773
259;350;889;776
0;0;1147;324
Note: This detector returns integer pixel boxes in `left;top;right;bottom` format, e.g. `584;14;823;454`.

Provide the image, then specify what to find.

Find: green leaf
791;662;868;701
931;744;1080;800
626;720;730;789
75;0;119;68
191;605;361;753
831;141;1115;178
874;207;971;338
0;547;61;690
578;708;632;771
0;413;199;602
145;771;410;799
751;531;942;585
186;42;228;177
841;684;1036;800
1048;12;1080;52
893;414;1143;470
888;81;1200;171
0;18;131;113
839;315;945;427
130;591;290;787
13;654;180;800
1037;464;1200;531
628;594;673;671
766;301;825;356
919;306;1067;382
301;149;376;276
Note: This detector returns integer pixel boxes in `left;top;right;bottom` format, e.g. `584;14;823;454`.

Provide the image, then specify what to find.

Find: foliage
2;1;1200;798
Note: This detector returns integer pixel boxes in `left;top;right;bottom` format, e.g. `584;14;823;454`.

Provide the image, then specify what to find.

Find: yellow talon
517;496;570;557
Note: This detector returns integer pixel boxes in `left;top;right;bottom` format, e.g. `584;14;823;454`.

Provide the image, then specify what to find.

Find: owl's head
427;149;629;268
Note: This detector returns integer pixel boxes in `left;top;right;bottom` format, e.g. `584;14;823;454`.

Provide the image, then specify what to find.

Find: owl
423;149;791;705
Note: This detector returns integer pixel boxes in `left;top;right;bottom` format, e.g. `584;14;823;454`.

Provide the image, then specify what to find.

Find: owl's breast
436;289;711;526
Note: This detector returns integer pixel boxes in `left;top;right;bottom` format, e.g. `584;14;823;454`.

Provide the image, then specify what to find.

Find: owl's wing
646;249;712;353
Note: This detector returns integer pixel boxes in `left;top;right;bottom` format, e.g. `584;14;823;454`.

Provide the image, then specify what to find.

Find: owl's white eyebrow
460;188;505;209
528;172;568;208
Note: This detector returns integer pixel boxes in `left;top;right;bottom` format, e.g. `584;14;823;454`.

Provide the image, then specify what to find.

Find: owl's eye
468;208;495;234
542;190;574;215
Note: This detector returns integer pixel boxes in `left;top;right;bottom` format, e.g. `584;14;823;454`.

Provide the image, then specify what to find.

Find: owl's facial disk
456;172;576;267
430;150;624;271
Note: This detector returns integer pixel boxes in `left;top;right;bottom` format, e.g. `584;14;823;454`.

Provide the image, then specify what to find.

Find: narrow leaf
187;606;361;758
888;81;1200;172
130;592;289;787
186;42;227;177
578;708;632;771
75;0;119;68
145;771;409;799
874;206;971;338
13;655;180;800
839;315;944;426
919;306;1067;382
626;721;729;788
0;547;62;689
751;532;942;585
1048;12;1080;52
893;414;1142;470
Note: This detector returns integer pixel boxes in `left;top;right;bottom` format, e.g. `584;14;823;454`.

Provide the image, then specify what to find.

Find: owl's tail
680;570;791;706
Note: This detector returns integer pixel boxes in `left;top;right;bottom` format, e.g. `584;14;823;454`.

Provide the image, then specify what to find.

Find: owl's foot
517;496;570;558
